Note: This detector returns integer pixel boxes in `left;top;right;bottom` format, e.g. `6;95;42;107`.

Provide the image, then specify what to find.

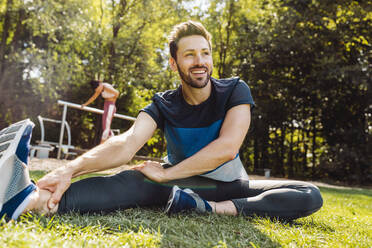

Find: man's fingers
48;197;60;210
36;180;55;192
36;172;55;186
47;198;56;210
154;163;163;168
132;165;143;171
36;178;47;187
48;189;64;209
143;160;162;168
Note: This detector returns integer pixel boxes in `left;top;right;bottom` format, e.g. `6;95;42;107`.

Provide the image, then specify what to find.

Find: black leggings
58;170;323;220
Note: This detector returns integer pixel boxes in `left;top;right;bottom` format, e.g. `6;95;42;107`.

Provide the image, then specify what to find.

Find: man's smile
190;67;208;75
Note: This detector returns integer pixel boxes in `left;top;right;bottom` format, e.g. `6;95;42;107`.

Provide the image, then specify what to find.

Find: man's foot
24;188;58;215
165;185;212;214
0;119;37;220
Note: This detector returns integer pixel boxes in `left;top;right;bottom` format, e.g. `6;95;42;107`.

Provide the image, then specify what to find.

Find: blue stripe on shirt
165;119;223;165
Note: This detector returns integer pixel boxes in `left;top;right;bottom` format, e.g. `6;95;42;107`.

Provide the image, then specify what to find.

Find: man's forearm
66;112;157;177
163;137;237;181
65;133;136;177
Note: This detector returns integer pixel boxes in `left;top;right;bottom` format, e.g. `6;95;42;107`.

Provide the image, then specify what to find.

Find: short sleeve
227;80;255;110
140;102;164;129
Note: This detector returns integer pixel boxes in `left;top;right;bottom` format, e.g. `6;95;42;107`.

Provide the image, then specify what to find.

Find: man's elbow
217;135;244;162
226;150;238;161
221;146;239;162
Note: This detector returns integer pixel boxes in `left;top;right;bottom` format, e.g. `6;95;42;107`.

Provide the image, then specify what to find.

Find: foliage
203;0;371;184
0;0;370;183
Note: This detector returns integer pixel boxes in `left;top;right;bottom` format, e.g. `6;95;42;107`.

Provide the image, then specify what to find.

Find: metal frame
36;115;75;159
38;115;73;147
57;100;136;159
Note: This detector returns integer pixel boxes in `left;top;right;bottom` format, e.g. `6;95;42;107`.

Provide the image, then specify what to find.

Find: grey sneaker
165;185;212;214
0;119;37;220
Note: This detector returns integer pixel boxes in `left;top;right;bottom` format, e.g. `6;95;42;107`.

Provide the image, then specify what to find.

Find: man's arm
37;112;157;208
135;104;251;182
67;112;156;177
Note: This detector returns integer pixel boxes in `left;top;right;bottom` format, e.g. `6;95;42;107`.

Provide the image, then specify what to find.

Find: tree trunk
217;0;234;78
254;129;259;171
288;121;294;178
311;111;317;179
0;0;13;77
303;129;309;176
261;122;269;171
273;128;280;175
280;126;286;177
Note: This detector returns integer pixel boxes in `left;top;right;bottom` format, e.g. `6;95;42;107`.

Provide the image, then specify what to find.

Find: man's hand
36;166;73;210
133;161;167;183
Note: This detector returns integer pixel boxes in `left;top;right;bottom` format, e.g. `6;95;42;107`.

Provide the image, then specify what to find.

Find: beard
176;63;212;89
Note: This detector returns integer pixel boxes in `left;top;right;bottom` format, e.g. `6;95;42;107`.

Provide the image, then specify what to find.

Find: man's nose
194;53;204;65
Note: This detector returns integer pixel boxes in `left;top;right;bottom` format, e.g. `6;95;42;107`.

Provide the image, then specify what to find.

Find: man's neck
181;80;212;105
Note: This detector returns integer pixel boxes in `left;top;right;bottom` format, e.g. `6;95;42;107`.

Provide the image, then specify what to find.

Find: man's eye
185;54;193;57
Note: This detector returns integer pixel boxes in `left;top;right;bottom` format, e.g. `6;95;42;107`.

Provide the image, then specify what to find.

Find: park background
0;0;371;185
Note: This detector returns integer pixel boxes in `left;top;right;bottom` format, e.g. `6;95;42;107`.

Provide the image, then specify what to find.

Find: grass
0;171;371;247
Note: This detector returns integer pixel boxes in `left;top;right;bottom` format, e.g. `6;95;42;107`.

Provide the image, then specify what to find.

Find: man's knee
298;182;323;213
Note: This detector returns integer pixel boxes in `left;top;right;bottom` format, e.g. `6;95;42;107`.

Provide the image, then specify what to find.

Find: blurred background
0;0;370;184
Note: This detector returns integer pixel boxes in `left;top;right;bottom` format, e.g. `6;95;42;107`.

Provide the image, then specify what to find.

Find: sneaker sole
0;119;34;163
0;119;34;210
165;185;181;214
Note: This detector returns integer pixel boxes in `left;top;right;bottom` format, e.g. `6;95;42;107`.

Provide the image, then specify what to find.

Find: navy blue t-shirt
141;77;255;174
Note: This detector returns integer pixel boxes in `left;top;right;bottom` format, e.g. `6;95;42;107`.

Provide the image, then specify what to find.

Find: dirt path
29;158;132;174
29;158;367;190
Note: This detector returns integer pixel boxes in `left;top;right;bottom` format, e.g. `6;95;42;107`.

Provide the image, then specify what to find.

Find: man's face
171;35;213;89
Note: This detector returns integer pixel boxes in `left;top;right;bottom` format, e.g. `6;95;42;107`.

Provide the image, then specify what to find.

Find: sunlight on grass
0;215;161;248
19;172;372;247
253;187;372;247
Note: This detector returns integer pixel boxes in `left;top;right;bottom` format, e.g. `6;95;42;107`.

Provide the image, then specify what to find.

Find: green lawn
1;171;371;247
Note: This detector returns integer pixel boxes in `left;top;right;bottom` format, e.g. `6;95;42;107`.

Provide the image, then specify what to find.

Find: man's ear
169;57;178;72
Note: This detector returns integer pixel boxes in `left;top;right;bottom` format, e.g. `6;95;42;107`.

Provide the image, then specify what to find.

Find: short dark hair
89;80;101;90
168;20;212;60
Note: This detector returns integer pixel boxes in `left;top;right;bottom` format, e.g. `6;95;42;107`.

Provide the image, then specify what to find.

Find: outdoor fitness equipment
56;100;136;159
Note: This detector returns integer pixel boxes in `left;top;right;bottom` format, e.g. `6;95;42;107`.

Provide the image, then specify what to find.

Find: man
0;21;322;221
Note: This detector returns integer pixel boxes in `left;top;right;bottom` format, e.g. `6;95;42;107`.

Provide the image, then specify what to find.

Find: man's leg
229;180;323;220
56;170;250;214
0;120;321;220
166;180;323;220
57;170;171;214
